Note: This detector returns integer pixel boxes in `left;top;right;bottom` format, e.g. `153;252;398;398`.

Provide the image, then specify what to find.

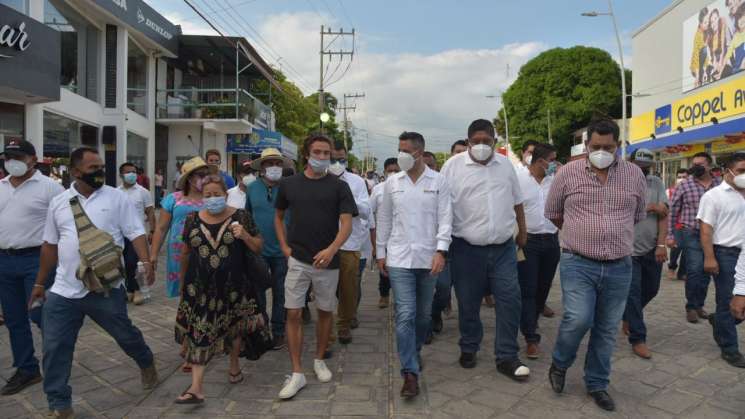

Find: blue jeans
0;250;48;375
518;233;560;343
451;237;521;360
680;229;710;311
123;238;140;293
42;286;153;411
552;252;632;392
388;267;436;375
623;249;662;344
431;260;452;322
379;272;390;297
265;256;288;338
669;229;686;279
712;245;743;353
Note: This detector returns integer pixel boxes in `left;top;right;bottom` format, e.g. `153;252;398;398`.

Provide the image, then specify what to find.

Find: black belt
527;233;558;239
561;249;626;264
0;246;41;256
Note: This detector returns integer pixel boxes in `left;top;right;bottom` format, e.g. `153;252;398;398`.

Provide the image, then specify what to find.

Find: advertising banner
682;0;745;93
91;0;180;54
226;129;281;154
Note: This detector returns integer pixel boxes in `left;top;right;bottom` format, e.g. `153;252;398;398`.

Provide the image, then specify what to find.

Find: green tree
493;46;631;159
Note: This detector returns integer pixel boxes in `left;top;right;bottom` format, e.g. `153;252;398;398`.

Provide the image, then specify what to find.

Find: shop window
0;0;27;13
43;111;98;187
127;131;147;172
44;0;99;102
127;38;148;117
0;102;24;147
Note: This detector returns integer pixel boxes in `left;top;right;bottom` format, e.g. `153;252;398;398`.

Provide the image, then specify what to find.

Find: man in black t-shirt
274;134;357;399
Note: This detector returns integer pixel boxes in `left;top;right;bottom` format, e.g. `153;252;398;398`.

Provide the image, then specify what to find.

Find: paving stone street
2;259;745;418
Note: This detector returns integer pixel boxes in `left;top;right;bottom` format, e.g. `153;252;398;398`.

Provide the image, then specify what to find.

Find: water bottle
136;262;151;301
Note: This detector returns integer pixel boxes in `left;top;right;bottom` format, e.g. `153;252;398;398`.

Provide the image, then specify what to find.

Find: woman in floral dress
174;175;269;404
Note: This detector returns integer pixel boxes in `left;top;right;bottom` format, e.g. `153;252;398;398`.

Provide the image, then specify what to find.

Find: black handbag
246;250;273;291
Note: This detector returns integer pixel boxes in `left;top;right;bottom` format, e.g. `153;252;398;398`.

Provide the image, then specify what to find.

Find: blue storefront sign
655;105;672;135
226;129;281;154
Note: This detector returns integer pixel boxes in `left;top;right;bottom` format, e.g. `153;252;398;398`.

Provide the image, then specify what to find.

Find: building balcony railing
156;88;272;128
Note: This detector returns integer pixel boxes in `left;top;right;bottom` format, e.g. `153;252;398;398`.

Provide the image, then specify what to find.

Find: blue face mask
308;157;330;174
204;196;227;214
122;172;137;185
546;161;558;176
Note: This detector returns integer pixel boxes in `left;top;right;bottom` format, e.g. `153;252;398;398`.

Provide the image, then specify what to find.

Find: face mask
122;172;137;185
5;159;28;177
689;164;707;178
308;157;330;174
204;196;227;214
191;176;205;192
730;170;745;189
546;161;558;176
397;151;416;172
329;161;347;176
641;166;651;176
675;178;685;185
588;150;615;170
242;174;256;187
523;154;532;165
265;166;283;182
470;144;493;162
80;169;105;190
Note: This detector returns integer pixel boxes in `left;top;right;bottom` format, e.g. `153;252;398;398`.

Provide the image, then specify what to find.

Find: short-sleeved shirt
633;174;668;256
43;184;146;299
118;183;153;230
220;170;236;189
275;173;358;269
696;182;745;248
246;179;284;258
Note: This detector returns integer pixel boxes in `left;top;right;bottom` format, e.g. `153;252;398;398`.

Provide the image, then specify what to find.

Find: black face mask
641;167;651;176
689;164;707;178
80;169;105;189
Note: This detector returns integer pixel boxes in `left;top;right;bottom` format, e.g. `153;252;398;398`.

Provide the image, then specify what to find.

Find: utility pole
339;92;365;150
547;108;553;145
319;26;355;132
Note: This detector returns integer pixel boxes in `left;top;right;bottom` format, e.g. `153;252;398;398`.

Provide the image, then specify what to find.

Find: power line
337;0;356;27
305;0;325;21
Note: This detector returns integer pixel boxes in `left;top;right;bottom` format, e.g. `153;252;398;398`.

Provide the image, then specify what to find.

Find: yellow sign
711;138;745;154
659;143;705;160
631;75;745;142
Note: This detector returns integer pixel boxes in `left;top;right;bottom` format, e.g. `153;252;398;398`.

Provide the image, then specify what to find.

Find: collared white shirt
697;182;745;248
368;181;386;230
376;167;452;269
0;170;65;249
734;232;745;295
118;183;153;230
440;151;524;246
340;171;371;252
517;169;557;234
227;185;246;209
43;184;146;299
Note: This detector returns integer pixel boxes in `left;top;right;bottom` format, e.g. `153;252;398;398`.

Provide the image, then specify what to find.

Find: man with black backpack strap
27;147;158;419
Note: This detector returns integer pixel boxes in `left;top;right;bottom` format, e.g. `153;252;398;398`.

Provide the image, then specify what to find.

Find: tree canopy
493;46;631;159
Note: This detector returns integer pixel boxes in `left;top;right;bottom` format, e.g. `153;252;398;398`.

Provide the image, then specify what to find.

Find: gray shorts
284;256;339;312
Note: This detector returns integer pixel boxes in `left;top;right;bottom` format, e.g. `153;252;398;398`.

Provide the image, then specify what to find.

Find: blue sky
149;0;674;161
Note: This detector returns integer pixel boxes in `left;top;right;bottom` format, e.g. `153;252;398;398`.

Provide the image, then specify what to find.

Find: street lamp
582;0;628;158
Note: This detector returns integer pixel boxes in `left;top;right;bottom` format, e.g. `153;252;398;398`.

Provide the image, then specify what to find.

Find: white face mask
264;166;283;182
397;151;416;172
328;161;346;176
675;177;685;185
588;150;615;170
5;159;29;177
731;170;745;189
470;144;493;162
523;153;532;165
242;174;256;187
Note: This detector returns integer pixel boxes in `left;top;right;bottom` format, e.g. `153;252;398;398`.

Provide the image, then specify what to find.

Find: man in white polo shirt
698;151;745;368
440;119;529;380
0;139;64;395
27;147;158;418
118;162;155;305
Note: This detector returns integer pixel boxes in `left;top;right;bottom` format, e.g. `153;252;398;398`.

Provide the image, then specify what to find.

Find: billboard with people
682;0;745;92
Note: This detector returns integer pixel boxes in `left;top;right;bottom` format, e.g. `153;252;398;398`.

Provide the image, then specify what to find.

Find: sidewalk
2;265;745;418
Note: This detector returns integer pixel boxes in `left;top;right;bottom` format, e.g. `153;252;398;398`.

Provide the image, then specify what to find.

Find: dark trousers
712;245;743;354
42;286;153;411
623;249;663;344
681;229;710;311
379;272;390;297
431;260;452;321
451;237;520;360
669;229;687;279
0;250;48;375
123;238;139;293
155;186;163;208
266;256;288;338
518;233;560;343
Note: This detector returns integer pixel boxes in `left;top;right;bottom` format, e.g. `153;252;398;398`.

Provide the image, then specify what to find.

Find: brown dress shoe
378;296;389;308
400;373;419;398
622;321;630;336
338;328;353;345
632;343;652;359
526;343;539;359
696;309;709;319
686;310;699;323
542;306;555;318
141;363;159;390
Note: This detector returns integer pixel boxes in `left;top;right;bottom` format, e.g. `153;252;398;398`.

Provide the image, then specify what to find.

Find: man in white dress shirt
0;139;64;395
369;158;400;308
118;162;155;305
329;145;371;344
27;147;158;418
699;151;745;368
440;119;529;380
516;143;560;360
227;160;256;209
376;131;452;398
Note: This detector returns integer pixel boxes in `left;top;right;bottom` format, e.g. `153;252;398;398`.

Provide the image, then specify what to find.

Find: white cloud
164;12;218;36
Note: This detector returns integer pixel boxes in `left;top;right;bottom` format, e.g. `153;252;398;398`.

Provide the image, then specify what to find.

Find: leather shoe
400;373;419;398
0;369;42;395
588;390;616;411
632;342;652;359
338;329;353;345
686;310;699;323
696;308;709;319
548;363;566;394
526;343;539;359
721;351;745;368
459;352;476;369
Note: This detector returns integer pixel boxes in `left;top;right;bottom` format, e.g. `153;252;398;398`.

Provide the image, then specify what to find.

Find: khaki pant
336;250;361;331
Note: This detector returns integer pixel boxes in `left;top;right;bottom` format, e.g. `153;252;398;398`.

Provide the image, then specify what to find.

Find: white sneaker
313;359;332;383
278;373;306;399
